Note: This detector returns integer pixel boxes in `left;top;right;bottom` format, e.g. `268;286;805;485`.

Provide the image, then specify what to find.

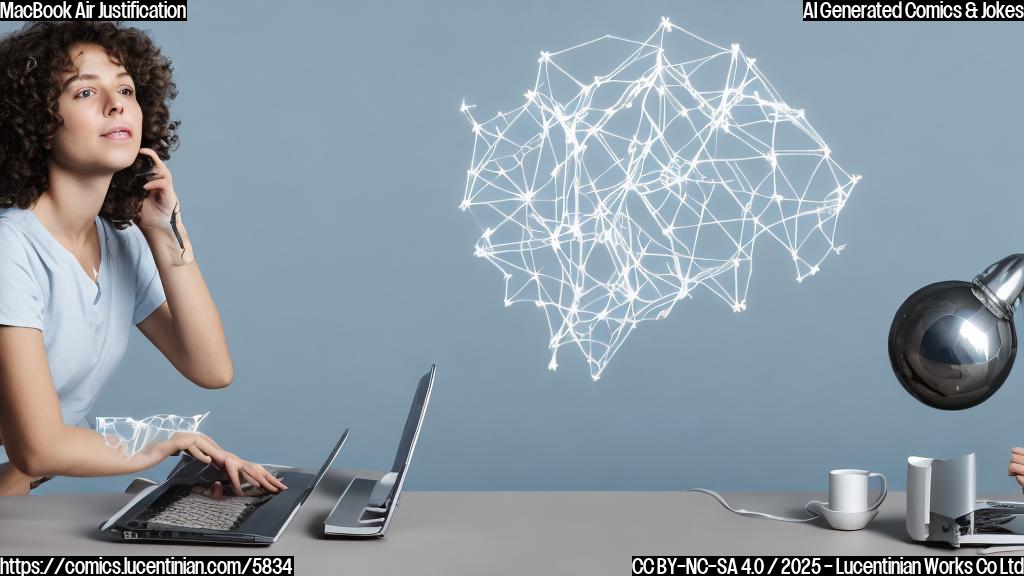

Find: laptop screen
390;365;435;473
308;429;350;492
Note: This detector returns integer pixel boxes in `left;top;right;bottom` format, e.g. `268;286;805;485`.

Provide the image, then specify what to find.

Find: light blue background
3;0;1024;495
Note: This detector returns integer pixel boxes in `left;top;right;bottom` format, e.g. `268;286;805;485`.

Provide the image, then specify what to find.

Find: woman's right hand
130;431;209;469
133;432;286;496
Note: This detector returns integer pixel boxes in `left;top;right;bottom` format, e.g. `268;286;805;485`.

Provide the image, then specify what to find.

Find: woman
0;21;285;497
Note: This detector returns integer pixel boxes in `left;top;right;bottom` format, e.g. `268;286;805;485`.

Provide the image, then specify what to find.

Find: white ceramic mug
829;469;887;512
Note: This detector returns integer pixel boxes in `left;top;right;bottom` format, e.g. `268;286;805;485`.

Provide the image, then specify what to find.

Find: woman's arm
0;326;179;481
136;259;233;389
0;325;281;496
134;147;233;389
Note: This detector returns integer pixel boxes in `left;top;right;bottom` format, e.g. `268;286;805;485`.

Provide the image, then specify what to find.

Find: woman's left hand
136;147;180;234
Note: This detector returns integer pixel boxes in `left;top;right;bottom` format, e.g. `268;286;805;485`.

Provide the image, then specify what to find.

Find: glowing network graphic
96;413;208;458
459;18;860;380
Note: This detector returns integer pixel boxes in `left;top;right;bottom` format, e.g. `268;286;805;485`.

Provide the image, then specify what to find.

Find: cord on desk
688;488;821;522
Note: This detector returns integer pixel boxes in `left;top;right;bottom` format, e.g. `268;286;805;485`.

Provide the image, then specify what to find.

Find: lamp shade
888;280;1017;410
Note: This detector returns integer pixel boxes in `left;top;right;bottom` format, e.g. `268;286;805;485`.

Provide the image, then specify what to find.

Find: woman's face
50;43;143;175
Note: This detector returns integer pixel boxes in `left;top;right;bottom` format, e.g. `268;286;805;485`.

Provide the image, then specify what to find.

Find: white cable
688;488;821;522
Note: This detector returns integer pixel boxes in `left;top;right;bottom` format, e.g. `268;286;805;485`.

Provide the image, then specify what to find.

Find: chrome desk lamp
889;255;1024;410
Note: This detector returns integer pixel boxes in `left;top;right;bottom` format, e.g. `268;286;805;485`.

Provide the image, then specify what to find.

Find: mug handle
868;473;887;510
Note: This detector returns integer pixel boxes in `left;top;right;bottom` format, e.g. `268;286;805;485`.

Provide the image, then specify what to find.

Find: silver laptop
324;364;435;537
908;453;1024;547
98;430;349;545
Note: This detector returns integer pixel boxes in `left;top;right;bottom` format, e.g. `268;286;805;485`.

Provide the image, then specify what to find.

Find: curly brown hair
0;21;179;229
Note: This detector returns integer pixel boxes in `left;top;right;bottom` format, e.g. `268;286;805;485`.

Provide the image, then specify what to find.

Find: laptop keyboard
136;468;285;531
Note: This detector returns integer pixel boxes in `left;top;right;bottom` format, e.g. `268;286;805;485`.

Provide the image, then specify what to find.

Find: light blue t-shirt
0;207;166;463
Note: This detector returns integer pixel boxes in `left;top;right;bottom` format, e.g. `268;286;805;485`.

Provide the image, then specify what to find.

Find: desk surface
0;472;1020;574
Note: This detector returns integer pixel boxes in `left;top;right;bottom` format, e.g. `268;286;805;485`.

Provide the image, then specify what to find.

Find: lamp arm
972;254;1024;320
